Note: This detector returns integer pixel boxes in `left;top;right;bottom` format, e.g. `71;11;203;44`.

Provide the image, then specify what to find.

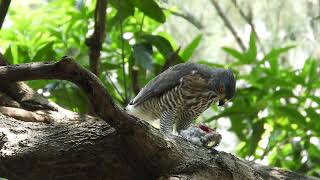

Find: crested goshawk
126;63;236;134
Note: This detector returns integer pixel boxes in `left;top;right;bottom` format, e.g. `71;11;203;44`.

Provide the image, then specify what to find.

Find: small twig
162;7;204;29
139;15;145;38
231;0;265;53
0;106;50;123
105;72;126;101
130;15;146;96
273;1;285;43
85;0;107;75
0;0;11;29
162;47;182;72
85;0;107;115
210;0;246;51
130;15;146;95
119;9;128;103
131;66;140;95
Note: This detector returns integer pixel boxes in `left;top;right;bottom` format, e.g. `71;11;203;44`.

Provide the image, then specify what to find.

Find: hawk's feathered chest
126;62;235;134
126;73;218;121
178;73;217;109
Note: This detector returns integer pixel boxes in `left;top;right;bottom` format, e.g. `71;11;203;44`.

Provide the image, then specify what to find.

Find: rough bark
0;58;318;180
0;52;57;111
0;112;142;180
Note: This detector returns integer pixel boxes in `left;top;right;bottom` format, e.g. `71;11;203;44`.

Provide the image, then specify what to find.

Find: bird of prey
126;63;236;134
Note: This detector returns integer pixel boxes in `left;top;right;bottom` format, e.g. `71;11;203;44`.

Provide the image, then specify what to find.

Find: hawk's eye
218;85;225;93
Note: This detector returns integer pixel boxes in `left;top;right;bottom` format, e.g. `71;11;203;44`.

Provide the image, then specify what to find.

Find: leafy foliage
215;32;320;176
0;0;319;177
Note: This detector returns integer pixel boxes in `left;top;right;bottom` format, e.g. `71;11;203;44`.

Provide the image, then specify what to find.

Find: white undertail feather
125;104;157;121
126;104;160;128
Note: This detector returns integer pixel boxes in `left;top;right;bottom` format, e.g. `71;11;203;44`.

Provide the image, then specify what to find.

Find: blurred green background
0;0;319;177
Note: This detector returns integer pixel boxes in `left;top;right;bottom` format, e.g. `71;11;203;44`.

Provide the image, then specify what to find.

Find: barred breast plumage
126;63;236;134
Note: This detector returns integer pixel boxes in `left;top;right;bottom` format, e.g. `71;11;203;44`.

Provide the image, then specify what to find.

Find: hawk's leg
176;117;193;134
160;110;175;134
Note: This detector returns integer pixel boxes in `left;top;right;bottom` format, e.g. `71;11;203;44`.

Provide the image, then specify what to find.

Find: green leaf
305;108;320;130
110;0;134;18
309;96;320;105
131;0;166;23
272;88;294;99
246;31;257;63
262;45;295;73
263;46;295;61
142;34;174;58
198;61;225;68
51;86;88;113
180;34;202;61
302;58;318;88
33;42;56;61
109;0;135;29
4;46;14;64
263;128;283;158
17;45;31;63
132;43;153;70
229;115;248;141
206;103;255;123
222;47;246;62
224;31;256;64
248;119;265;156
276;106;306;127
101;61;121;70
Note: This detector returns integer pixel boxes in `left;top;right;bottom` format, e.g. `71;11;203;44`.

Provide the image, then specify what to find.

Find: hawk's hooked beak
218;98;228;106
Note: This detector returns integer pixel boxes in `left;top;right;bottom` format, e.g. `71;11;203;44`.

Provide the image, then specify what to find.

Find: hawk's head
209;69;236;106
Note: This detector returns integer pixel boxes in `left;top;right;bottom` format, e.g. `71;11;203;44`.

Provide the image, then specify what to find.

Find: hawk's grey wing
130;63;218;106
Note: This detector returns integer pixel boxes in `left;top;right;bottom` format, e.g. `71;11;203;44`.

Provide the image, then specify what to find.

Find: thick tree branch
0;52;57;111
0;0;11;29
0;113;145;179
210;0;246;51
0;58;186;175
0;106;49;123
85;0;107;75
0;58;317;179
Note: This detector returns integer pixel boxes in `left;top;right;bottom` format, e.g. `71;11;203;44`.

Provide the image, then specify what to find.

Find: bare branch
162;47;182;72
105;72;126;102
85;0;107;75
209;0;246;51
162;7;204;29
119;16;128;103
0;57;120;125
231;0;265;53
0;106;49;123
0;52;57;111
130;66;140;95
